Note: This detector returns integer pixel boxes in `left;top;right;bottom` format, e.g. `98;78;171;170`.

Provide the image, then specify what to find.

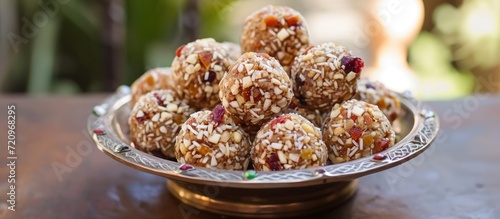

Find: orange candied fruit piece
264;15;279;28
145;74;155;86
175;44;185;57
362;135;374;146
198;51;213;68
300;149;313;160
197;144;212;156
285;15;300;26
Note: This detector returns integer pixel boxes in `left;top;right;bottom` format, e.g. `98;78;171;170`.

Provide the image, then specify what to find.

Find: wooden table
1;95;499;219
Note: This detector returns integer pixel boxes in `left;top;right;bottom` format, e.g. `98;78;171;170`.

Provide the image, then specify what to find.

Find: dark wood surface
1;95;499;219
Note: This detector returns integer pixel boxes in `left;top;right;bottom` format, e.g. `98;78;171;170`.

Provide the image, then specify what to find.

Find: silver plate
88;86;439;189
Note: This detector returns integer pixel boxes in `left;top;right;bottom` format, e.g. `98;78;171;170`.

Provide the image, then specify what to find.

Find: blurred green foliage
409;0;500;99
3;0;237;94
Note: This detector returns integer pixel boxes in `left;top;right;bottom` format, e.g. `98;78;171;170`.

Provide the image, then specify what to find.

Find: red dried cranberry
373;154;386;160
210;105;225;127
135;115;147;123
375;138;390;151
350;115;358;121
270;115;288;129
267;153;281;171
349;126;363;141
153;92;164;106
175;45;185;57
341;56;364;74
203;71;216;83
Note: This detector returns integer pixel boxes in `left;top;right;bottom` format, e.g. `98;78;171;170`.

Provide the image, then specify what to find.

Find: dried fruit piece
198;51;213;68
375;138;390;151
145;74;155;86
300;148;313;159
153;92;164;106
175;44;185;57
136;115;147;123
203;71;216;83
267;153;282;171
341;56;364;74
350;115;358;121
363;135;374;146
285;15;300;26
242;86;262;102
264;15;279;27
210;105;225;127
271;115;288;129
377;98;387;109
93;128;106;135
179;164;194;171
363;114;373;125
197;144;212;155
349;126;363;141
373;153;386;160
295;75;305;86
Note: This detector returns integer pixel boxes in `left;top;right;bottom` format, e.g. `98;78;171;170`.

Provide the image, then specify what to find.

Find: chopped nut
333;73;344;80
179;143;187;154
263;99;272;111
186;54;198;64
277;28;290;41
301;123;315;134
271;106;281;113
161;112;172;121
208;133;221;144
244;64;254;72
242;76;252;89
284;120;295;130
351;105;365;116
277;151;287;164
136;110;145;118
302;53;314;61
220;132;230;142
151;113;160;122
330;108;340;118
233;131;242;143
346;72;357;81
334;127;344;136
271;143;283;150
288;153;300;162
166;104;178;112
210;155;218;166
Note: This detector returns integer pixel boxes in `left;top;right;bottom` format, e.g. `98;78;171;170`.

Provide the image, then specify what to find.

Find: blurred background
0;0;498;99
